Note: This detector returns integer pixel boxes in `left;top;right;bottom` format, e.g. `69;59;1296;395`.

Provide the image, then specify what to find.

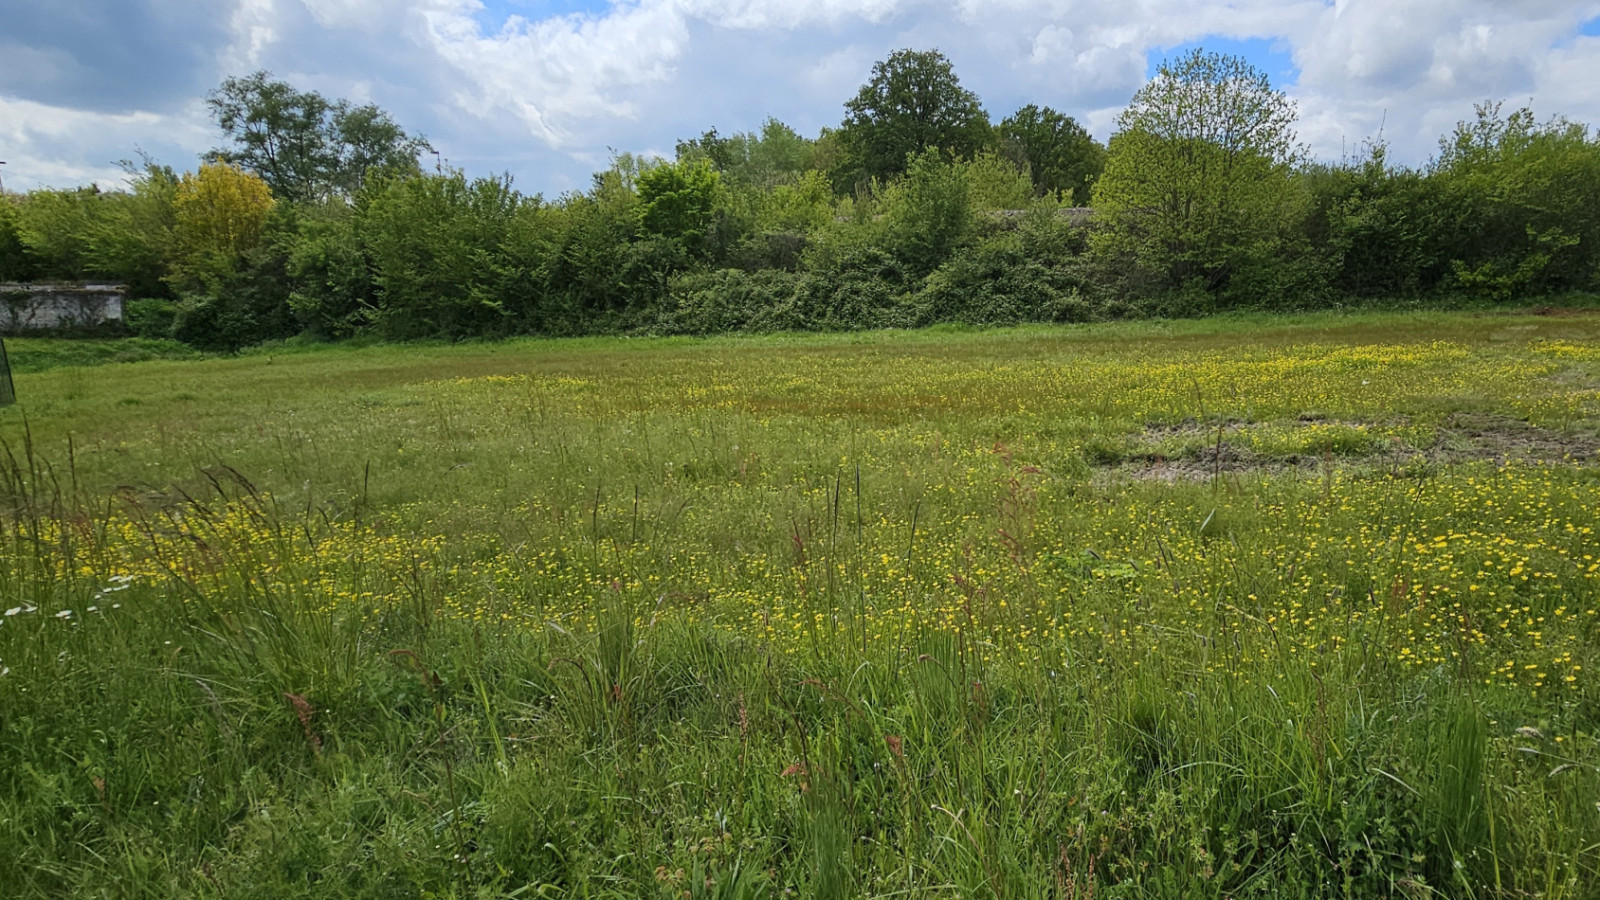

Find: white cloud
0;96;212;190
420;0;694;146
223;0;284;72
3;0;1600;191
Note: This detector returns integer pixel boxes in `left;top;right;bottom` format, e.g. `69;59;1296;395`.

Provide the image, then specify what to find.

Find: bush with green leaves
0;193;38;282
1431;103;1600;299
1092;49;1307;307
285;202;374;339
791;245;916;331
884;149;973;278
360;171;522;340
915;228;1091;326
656;268;802;334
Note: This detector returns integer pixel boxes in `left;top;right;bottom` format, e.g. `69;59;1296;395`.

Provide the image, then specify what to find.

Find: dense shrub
657;268;801;334
10;51;1600;349
915;231;1090;325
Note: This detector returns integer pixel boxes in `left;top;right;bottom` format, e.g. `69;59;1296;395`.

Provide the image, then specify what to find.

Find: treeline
2;49;1599;349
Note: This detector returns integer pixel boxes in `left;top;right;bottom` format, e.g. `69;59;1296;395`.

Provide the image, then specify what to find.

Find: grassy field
2;310;1599;898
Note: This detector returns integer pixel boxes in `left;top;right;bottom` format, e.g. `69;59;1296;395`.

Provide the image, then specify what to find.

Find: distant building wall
0;283;125;333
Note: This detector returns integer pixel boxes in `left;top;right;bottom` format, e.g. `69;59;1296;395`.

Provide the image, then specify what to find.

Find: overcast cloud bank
2;0;1598;192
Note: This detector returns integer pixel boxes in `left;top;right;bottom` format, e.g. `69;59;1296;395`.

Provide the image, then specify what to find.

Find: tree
1430;102;1600;298
0;194;34;282
88;160;179;297
998;105;1105;205
836;49;993;186
676;119;815;189
961;152;1035;212
360;171;522;339
13;188;106;280
168;163;275;294
1092;49;1306;301
637;159;722;259
886;148;972;276
8;164;178;293
207;71;430;202
758;170;834;234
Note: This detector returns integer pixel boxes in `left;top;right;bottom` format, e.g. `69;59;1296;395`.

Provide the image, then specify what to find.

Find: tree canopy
1092;49;1306;300
206;71;431;203
836;49;993;186
8;46;1600;345
998;105;1105;205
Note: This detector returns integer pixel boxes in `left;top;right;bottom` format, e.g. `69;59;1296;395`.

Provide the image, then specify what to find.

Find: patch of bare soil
1101;414;1600;483
1431;413;1600;464
1527;306;1600;318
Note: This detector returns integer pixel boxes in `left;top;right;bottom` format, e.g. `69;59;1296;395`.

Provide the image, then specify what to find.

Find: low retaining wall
0;283;125;332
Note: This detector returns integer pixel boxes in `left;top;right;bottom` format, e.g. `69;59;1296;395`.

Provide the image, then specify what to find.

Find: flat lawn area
2;310;1599;897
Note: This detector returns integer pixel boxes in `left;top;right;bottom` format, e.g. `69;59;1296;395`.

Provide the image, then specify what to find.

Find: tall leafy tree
0;194;34;282
168;163;275;293
1092;48;1305;299
836;49;993;186
1431;103;1600;298
207;71;430;202
360;171;521;339
998;105;1105;205
637;159;722;259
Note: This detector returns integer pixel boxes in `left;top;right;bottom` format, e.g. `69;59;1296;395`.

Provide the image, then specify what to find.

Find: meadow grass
2;309;1599;898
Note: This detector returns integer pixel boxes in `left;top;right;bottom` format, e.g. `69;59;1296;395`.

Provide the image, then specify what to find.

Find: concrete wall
0;283;125;333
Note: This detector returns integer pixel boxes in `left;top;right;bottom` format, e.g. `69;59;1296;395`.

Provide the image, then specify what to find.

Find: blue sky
1148;37;1300;88
3;0;1600;192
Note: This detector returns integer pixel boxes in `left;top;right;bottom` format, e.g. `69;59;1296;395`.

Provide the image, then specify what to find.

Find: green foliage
360;171;523;340
542;173;653;321
171;203;299;351
12;187;105;279
85;161;179;298
998;104;1106;204
0;195;33;282
885;149;973;277
1302;148;1448;298
0;165;177;294
836;49;993;187
11;53;1600;351
756;170;835;234
1432;103;1600;299
960;152;1035;212
285;202;373;338
207;70;431;202
3;316;1600;897
676;118;815;189
637;159;723;259
792;245;916;330
657;268;801;334
915;218;1091;325
123;298;180;338
1093;49;1306;306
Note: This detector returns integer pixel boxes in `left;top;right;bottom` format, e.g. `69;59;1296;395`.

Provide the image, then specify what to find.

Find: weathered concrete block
0;283;125;333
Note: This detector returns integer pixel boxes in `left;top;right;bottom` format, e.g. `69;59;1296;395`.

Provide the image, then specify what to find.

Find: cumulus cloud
2;0;1599;191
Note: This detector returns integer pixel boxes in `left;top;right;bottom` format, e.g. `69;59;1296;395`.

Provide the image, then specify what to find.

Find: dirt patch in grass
1433;413;1600;463
1104;413;1600;483
1527;306;1600;318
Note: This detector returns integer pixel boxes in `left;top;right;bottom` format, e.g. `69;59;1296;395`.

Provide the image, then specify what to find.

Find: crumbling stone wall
0;284;125;333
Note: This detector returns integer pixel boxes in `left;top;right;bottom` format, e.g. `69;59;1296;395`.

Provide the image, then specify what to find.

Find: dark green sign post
0;336;14;406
